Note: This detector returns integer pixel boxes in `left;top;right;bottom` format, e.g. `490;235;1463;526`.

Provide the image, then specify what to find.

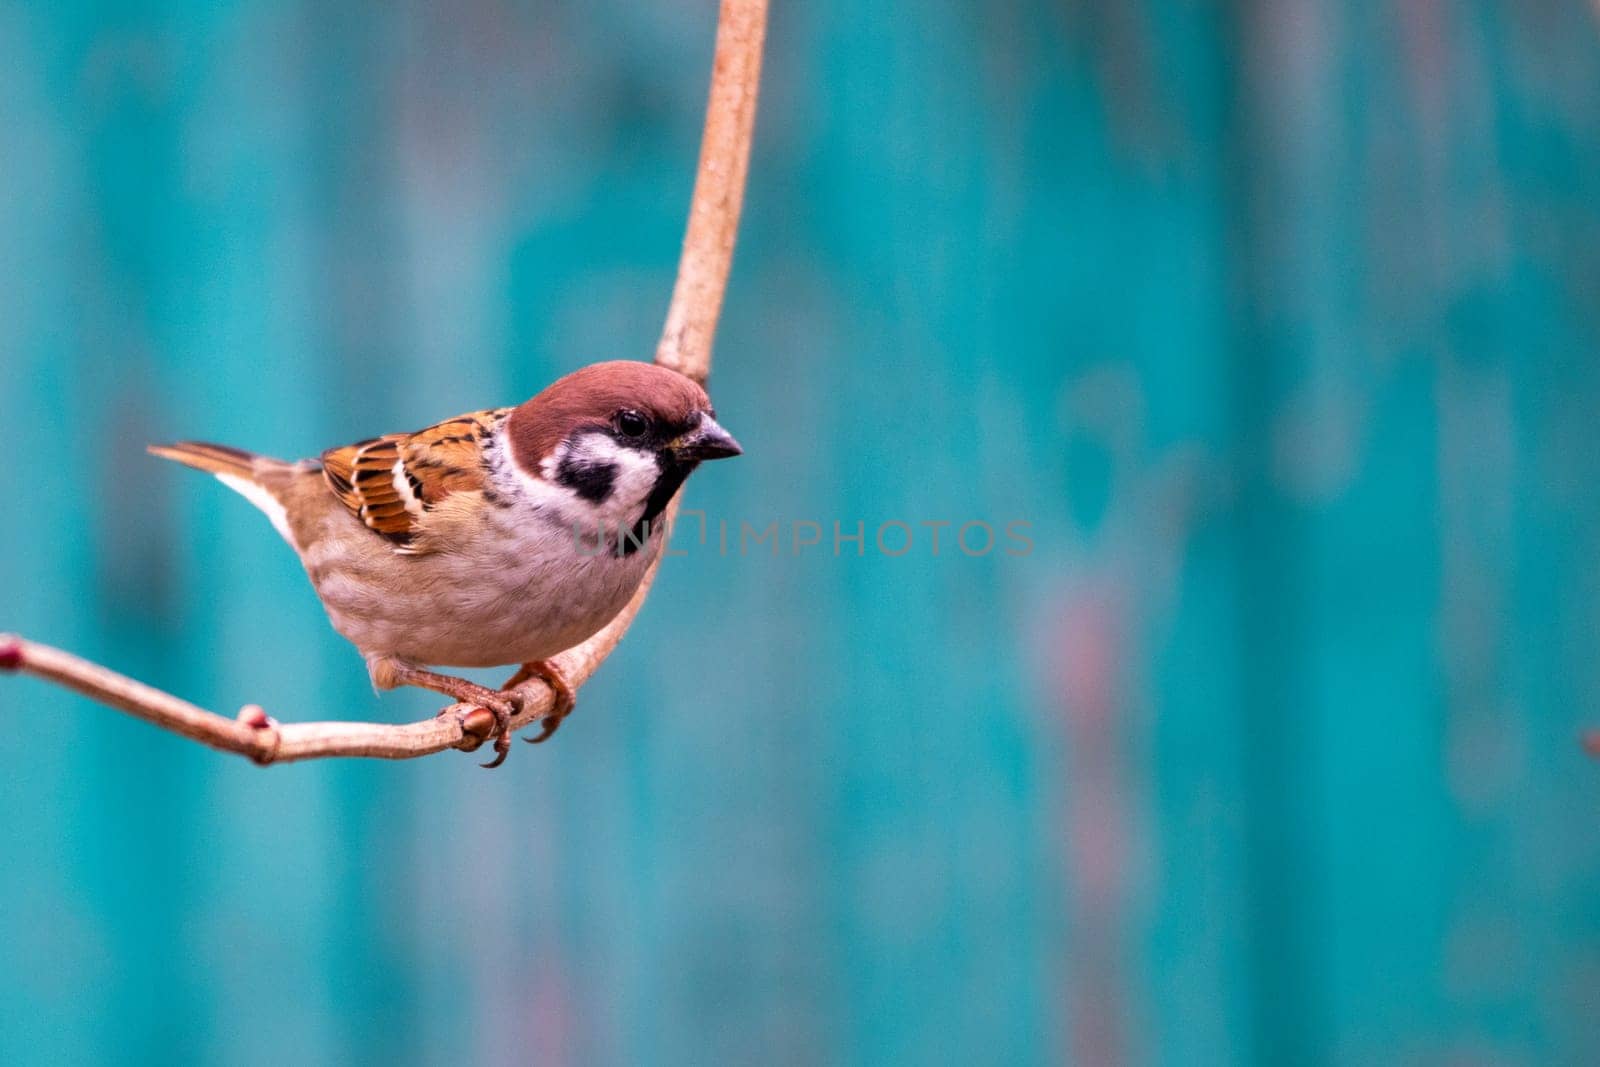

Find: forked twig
0;0;767;764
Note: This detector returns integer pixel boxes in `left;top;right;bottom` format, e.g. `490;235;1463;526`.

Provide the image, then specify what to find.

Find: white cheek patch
216;473;295;547
538;432;662;527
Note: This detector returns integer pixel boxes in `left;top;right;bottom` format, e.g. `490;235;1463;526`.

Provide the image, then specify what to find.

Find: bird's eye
616;410;648;439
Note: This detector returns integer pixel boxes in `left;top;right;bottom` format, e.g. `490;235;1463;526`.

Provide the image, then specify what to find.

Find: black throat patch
620;457;698;556
554;451;618;503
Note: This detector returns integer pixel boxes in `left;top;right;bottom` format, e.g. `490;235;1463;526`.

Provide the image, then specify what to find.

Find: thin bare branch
1;0;767;763
656;0;767;380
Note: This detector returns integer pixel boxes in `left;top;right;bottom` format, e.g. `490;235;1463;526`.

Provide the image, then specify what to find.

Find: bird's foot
502;659;577;744
470;688;522;769
412;675;518;767
371;658;522;768
432;685;521;768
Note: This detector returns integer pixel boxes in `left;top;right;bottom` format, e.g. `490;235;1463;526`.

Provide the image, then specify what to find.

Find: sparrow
150;360;741;767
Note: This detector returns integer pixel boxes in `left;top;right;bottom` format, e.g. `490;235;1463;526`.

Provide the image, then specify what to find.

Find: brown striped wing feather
320;408;509;549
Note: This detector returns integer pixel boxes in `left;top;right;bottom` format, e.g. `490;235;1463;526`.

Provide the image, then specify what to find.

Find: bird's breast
304;507;661;668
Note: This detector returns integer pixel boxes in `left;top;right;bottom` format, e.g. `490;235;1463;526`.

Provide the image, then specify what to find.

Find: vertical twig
656;0;767;383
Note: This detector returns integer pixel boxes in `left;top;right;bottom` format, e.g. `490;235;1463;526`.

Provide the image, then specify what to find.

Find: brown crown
505;360;712;470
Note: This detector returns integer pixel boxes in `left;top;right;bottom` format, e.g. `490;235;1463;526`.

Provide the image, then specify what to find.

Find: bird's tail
148;441;301;544
146;440;266;479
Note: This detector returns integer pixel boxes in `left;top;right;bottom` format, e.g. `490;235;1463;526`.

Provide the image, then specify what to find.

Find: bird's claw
503;660;577;745
524;713;565;745
454;660;573;765
471;691;522;770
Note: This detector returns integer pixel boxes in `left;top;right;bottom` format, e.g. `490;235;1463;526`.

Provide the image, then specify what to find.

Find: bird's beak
672;414;743;462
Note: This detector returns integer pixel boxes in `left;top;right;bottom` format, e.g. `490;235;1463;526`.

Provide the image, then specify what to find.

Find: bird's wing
320;408;511;551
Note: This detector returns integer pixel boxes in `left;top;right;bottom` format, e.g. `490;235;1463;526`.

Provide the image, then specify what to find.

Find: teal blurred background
4;1;1600;1064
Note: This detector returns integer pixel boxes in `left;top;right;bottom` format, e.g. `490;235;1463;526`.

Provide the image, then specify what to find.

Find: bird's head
505;360;741;533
